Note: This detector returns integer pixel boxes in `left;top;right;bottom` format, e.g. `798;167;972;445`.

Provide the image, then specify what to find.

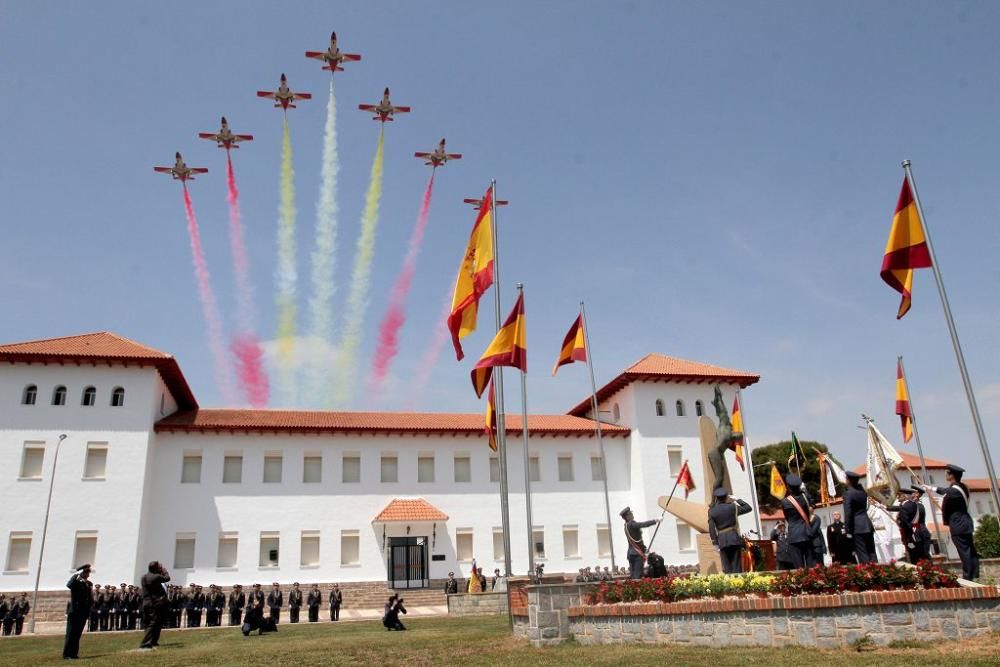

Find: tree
749;440;846;514
974;514;1000;559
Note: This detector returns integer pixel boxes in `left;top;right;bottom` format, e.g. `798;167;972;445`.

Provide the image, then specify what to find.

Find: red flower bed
771;561;958;596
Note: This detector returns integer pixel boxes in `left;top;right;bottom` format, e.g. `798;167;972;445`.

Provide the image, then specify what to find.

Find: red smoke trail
369;172;436;399
405;294;454;411
226;154;269;406
182;184;238;404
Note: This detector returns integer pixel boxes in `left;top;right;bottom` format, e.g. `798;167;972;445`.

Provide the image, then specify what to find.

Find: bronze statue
707;385;743;501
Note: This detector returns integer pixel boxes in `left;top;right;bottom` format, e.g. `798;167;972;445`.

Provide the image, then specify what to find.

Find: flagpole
580;301;617;571
647;461;686;553
513;283;537;578
736;390;763;535
489;180;514;586
902;160;1000;515
898;355;947;554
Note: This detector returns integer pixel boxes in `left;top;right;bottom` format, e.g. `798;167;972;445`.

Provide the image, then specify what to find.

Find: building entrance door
388;536;429;589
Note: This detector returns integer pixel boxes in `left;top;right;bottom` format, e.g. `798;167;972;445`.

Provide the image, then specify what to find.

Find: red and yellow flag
676;460;696;499
485;378;498;452
896;359;914;443
551;314;587;376
730;395;746;471
880;177;932;318
769;463;787;500
471;294;527;398
448;186;495;360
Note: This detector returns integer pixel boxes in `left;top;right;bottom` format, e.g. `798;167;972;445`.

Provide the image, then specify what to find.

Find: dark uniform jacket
228;591;245;611
307;590;322;609
780;492;813;544
329;590;342;607
888;499;931;544
708;500;752;548
288;590;303;609
842;486;874;535
936;483;974;535
186;591;204;610
211;592;225;612
444;578;458;594
67;573;93;618
624;519;656;557
267;591;283;609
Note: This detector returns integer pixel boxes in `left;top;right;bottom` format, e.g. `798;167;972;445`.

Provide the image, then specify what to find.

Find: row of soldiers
0;593;30;636
163;582;344;628
86;584;142;632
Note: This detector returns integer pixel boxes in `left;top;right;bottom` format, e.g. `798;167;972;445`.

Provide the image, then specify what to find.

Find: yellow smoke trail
275;116;298;405
334;128;385;406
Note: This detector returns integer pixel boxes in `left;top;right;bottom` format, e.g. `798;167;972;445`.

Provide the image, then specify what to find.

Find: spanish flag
730;395;746;471
769;463;787;500
448;186;495;360
881;177;932;319
676;460;696;499
552;314;587;376
896;359;914;443
471;294;527;398
484;378;498;452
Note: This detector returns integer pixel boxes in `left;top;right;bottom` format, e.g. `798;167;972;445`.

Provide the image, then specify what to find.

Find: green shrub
974;514;1000;558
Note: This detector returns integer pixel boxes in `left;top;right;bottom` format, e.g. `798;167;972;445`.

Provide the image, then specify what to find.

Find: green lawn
2;616;998;666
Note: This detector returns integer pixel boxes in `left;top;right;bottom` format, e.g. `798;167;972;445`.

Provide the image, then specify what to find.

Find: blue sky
2;1;999;475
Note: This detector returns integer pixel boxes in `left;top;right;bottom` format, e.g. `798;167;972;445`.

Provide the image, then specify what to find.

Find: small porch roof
373;498;449;523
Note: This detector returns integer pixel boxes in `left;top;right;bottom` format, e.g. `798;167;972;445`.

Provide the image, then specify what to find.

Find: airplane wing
153;167;173;174
392;106;411;113
234;134;254;141
358;104;377;112
256;91;275;98
190;168;209;174
446;154;463;160
414;152;432;159
304;51;326;60
342;53;361;61
294;92;312;100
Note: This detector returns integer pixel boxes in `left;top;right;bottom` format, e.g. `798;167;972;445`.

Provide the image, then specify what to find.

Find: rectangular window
667;448;684;477
73;532;97;571
263;454;283;483
562;526;579;558
222;455;243;484
20;443;45;479
489;457;500;483
975;500;983;514
454;456;471;483
340;531;359;566
557;455;574;482
418;455;435;483
532;527;546;560
596;525;611;558
492;528;504;561
590;456;605;482
342;455;361;483
303;455;322;484
300;532;320;567
259;532;280;567
217;533;238;568
84;444;108;480
5;532;31;572
380;456;398;483
529;456;540;483
180;452;201;484
676;522;693;551
173;534;196;569
456;529;473;561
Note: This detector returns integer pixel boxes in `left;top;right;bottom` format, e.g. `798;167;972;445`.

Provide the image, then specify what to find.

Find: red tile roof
0;332;197;410
373;498;449;523
851;452;951;476
965;478;1000;493
568;353;760;416
155;408;631;438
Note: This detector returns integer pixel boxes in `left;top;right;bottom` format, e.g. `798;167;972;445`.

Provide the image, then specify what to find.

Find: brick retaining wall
446;591;509;616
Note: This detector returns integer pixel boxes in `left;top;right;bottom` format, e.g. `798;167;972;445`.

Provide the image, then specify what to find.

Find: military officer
842;470;877;563
779;475;814;568
826;512;853;564
228;584;245;626
708;488;753;573
444;572;459;595
88;584;101;632
13;592;30;635
185;583;200;628
620;506;661;579
63;564;93;660
267;582;283;625
288;583;303;623
329;584;342;621
307;584;322;623
926;463;980;580
97;583;111;631
171;586;185;628
888;486;932;564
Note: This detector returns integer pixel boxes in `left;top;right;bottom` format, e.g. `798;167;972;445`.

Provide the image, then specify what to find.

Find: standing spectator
770;522;795;570
329;584;342;621
138;561;170;650
780;475;814;568
228;585;245;626
842;471;877;564
267;583;283;625
13;593;30;635
927;463;980;580
826;512;853;564
491;569;501;590
63;564;93;660
306;584;321;623
288;583;303;623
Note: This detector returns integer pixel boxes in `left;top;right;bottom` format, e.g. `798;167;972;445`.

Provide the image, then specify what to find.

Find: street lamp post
29;433;66;634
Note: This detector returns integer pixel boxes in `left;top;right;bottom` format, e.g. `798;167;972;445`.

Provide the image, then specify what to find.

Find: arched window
22;385;37;405
695;400;704;417
81;386;96;407
655;399;665;417
110;387;125;407
612;403;621;422
52;386;67;406
675;400;686;417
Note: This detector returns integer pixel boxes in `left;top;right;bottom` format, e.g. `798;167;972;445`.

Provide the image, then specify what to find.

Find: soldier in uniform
210;585;225;626
0;594;12;636
185;583;200;628
329;584;342;621
242;584;265;636
826;512;852;564
130;585;142;630
13;592;30;635
708;487;753;573
619;506;661;579
228;584;245;626
288;583;303;623
171;586;185;629
267;582;283;625
779;475;813;568
115;583;128;631
444;572;459;595
808;514;827;567
137;561;170;651
888;486;932;564
926;463;980;580
88;585;101;632
307;584;322;623
842;470;877;563
769;522;794;570
97;583;111;631
63;564;93;660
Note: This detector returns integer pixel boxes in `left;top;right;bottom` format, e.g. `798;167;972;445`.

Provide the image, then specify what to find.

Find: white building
0;332;759;593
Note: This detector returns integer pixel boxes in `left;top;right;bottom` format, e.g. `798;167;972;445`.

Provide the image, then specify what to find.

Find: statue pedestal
696;533;722;575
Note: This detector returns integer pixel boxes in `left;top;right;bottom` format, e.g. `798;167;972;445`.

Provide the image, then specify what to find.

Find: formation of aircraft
358;87;410;122
198;117;254;150
256;74;312;110
414;139;462;167
305;32;361;73
153;153;208;182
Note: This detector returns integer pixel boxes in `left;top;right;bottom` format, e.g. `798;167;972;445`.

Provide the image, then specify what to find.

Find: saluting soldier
925;463;980;580
842;471;877;563
888;486;932;564
228;584;245;626
307;584;321;623
329;584;342;621
13;592;30;635
708;488;753;573
288;583;303;623
779;475;814;568
620;506;661;579
63;565;93;660
267;582;283;625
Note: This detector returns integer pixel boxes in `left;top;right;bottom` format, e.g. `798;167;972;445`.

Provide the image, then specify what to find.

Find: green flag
788;431;805;472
